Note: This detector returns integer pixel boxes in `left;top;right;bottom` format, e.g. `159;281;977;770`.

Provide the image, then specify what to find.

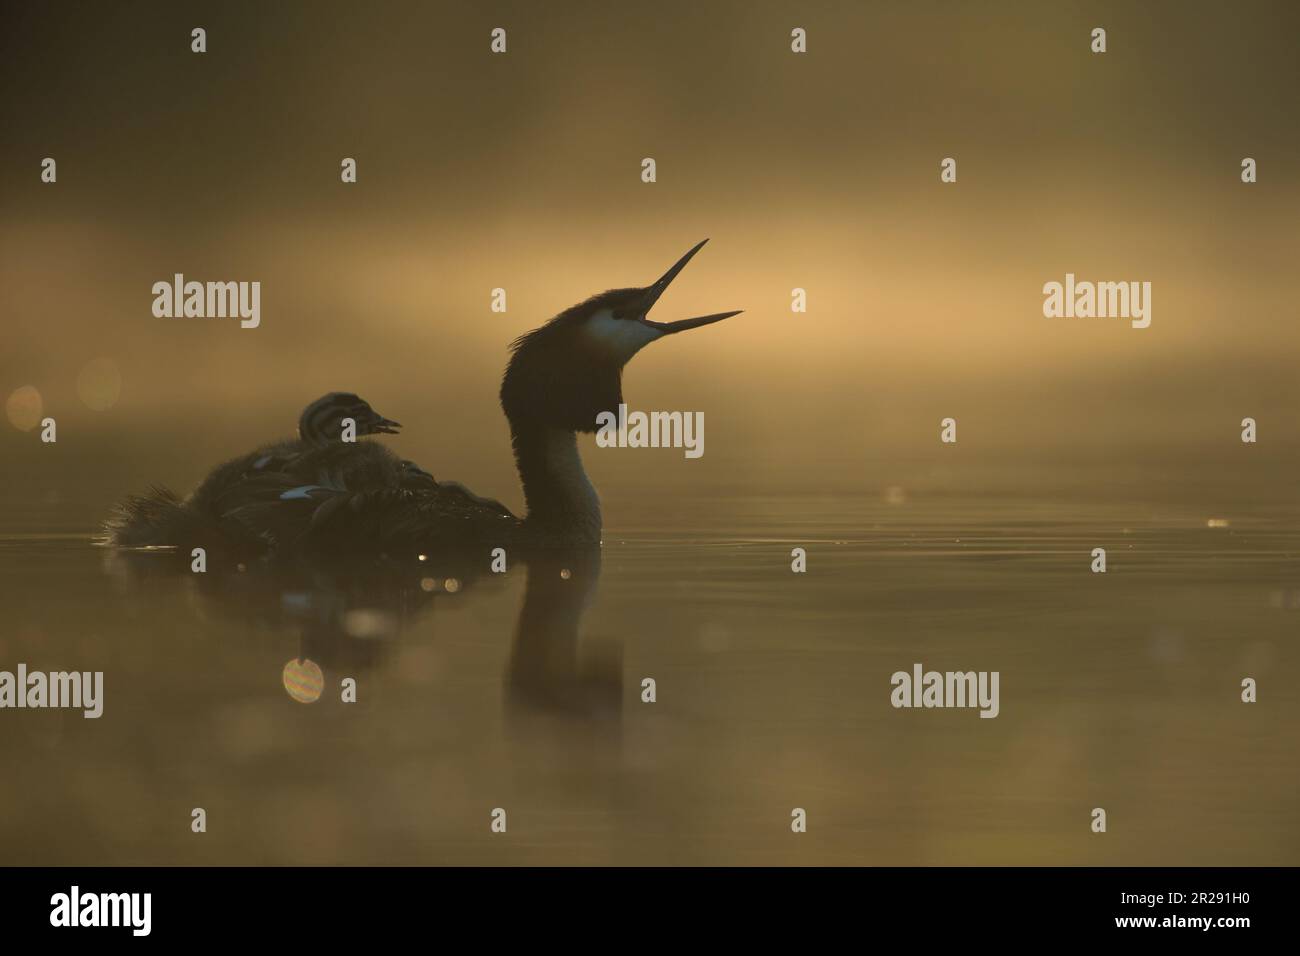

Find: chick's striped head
298;392;401;444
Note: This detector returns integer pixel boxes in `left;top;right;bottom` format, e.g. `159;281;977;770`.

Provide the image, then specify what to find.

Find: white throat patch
583;307;663;362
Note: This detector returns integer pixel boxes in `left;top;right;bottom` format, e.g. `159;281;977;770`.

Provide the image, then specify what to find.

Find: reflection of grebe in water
507;548;620;718
102;546;615;715
102;241;739;557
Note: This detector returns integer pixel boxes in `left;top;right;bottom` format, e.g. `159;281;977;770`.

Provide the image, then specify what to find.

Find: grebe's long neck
510;422;602;545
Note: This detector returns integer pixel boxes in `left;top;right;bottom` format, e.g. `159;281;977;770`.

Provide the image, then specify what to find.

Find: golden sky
2;0;1298;515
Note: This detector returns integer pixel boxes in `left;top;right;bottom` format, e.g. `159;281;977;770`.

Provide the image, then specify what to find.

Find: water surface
2;479;1296;865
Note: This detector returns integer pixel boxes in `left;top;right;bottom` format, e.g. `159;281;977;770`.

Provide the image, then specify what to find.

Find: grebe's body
102;241;738;558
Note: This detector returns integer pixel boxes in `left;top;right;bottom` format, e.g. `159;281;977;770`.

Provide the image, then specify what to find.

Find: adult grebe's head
499;239;741;432
298;392;401;444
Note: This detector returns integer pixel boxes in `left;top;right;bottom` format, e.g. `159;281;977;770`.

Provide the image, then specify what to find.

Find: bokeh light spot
282;658;324;703
5;386;43;432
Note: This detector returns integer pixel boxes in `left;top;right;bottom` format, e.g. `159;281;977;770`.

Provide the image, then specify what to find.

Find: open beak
372;416;402;434
636;239;742;334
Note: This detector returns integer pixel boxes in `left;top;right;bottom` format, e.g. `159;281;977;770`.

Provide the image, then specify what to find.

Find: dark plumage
102;241;739;559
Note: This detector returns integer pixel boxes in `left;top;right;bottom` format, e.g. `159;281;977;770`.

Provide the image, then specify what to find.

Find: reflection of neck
510;422;601;545
508;548;603;696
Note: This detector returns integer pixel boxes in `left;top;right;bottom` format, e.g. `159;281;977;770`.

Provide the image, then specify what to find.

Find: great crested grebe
102;240;739;557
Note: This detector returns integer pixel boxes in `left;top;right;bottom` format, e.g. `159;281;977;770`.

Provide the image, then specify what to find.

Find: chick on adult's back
102;241;739;559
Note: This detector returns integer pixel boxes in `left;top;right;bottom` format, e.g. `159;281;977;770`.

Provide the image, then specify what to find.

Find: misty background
2;0;1298;529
